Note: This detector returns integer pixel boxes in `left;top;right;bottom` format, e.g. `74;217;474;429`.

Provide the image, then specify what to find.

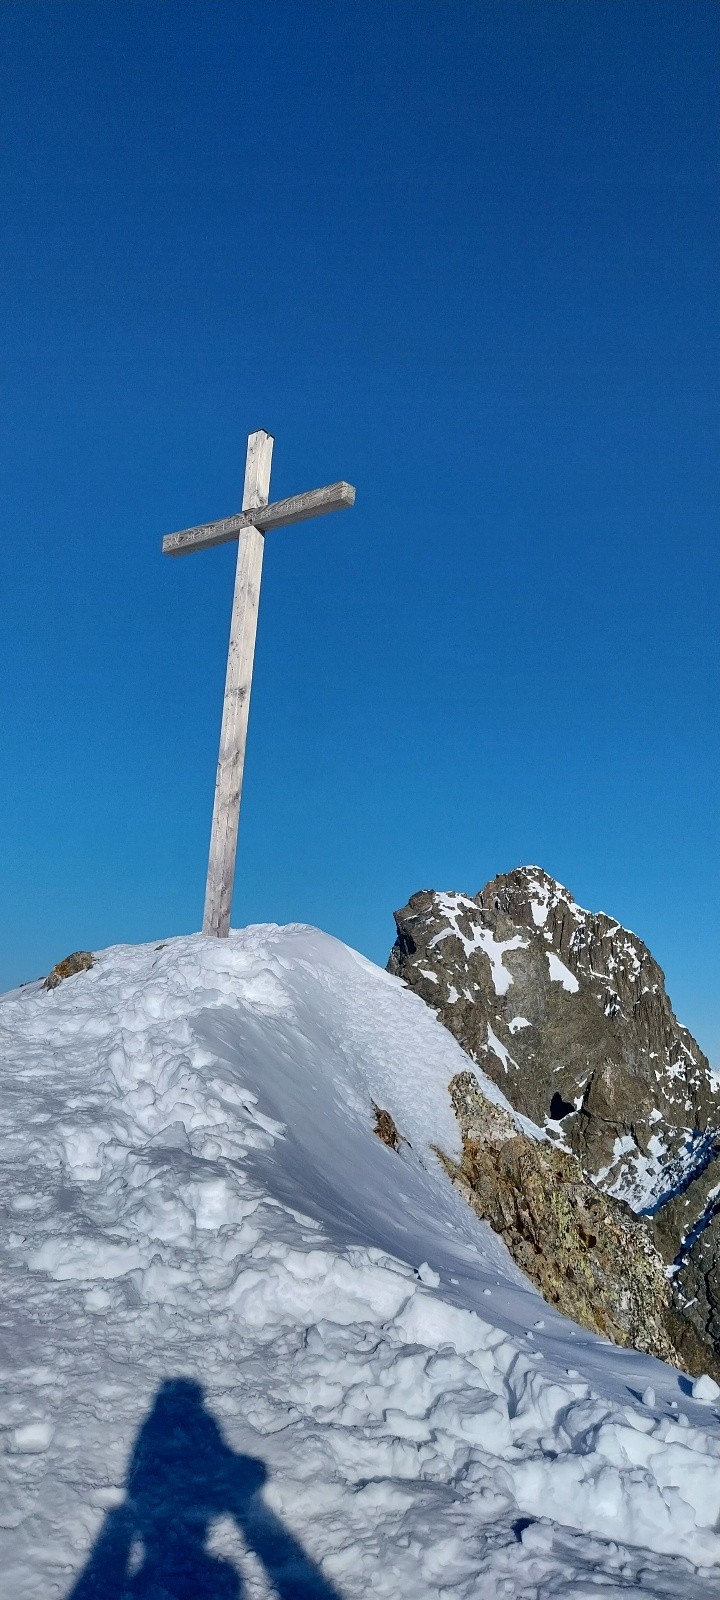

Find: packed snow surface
1;925;719;1599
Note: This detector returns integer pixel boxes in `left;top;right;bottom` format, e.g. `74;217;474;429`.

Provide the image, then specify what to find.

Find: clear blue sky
1;2;718;1059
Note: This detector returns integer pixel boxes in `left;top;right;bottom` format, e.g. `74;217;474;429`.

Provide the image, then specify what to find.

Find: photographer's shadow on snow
66;1377;344;1600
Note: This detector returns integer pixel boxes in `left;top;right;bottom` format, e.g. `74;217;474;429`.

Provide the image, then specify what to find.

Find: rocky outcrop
437;1070;703;1373
676;1204;720;1360
653;1151;720;1364
388;869;719;1208
372;1104;406;1152
45;951;94;990
388;867;720;1372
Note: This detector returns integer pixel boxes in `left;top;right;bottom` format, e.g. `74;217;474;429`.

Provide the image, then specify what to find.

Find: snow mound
1;924;719;1598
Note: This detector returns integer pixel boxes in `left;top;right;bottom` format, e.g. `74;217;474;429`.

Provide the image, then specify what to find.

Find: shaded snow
595;1128;717;1215
1;925;719;1599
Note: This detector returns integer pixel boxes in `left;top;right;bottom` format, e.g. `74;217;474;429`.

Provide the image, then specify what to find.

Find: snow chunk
692;1374;720;1404
10;1422;54;1453
28;1237;149;1281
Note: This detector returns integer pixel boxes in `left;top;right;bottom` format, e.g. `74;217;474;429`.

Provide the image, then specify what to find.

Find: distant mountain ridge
388;866;720;1370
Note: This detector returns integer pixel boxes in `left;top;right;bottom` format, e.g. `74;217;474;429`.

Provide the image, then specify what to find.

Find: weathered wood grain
202;429;274;938
162;481;355;556
165;426;355;936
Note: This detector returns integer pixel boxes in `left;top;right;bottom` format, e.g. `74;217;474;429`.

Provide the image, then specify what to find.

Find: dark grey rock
389;868;719;1206
388;866;720;1370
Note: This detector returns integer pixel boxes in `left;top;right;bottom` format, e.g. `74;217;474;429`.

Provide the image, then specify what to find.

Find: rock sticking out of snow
388;870;720;1378
389;868;719;1213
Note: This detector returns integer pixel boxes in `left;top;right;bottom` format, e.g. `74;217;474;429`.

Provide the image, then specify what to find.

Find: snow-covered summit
2;925;720;1597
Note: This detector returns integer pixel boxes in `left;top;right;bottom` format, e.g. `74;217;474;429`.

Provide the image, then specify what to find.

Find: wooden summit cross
163;430;355;938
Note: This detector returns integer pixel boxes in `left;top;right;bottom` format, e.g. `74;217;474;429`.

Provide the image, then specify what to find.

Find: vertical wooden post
202;430;274;937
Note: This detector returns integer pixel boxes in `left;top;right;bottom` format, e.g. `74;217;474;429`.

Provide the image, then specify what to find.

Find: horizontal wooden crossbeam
163;481;356;557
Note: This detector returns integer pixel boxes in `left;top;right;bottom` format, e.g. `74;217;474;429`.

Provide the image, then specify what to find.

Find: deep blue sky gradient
1;2;718;1058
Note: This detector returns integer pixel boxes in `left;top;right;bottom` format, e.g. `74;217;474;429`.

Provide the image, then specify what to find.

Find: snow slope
1;924;719;1599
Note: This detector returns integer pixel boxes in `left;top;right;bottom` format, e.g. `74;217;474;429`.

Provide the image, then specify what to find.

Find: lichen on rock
45;951;94;991
372;1103;406;1152
437;1069;709;1374
389;867;720;1374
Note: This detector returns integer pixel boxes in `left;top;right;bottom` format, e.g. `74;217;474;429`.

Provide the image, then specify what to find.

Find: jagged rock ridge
389;866;720;1372
389;867;718;1205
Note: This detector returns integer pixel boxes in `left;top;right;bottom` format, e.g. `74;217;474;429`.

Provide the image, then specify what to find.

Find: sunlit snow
430;895;527;997
546;951;580;993
1;925;718;1599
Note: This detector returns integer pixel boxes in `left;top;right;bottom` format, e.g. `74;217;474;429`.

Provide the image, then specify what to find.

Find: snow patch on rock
546;951;580;993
